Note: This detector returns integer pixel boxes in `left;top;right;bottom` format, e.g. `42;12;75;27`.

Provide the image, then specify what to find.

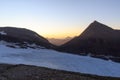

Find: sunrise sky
0;0;120;38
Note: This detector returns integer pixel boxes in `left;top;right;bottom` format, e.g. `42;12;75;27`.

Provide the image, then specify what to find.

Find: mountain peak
92;20;99;23
91;20;105;27
85;21;113;33
58;21;120;60
78;21;114;39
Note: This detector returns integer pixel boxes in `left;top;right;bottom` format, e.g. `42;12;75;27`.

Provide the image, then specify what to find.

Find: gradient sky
0;0;120;38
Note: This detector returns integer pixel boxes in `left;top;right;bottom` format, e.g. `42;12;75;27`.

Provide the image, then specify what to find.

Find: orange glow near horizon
43;33;78;39
34;25;86;39
39;30;83;39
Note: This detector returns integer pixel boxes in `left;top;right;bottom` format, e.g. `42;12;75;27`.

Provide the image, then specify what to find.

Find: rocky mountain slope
0;27;52;48
58;21;120;62
0;64;119;80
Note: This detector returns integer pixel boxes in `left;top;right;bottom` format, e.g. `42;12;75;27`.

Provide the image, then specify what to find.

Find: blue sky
0;0;120;38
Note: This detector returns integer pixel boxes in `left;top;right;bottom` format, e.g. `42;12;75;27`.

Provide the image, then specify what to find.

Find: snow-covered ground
0;41;120;77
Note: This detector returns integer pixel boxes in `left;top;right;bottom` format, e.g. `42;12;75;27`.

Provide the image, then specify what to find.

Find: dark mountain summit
0;27;52;48
58;21;120;62
80;21;114;39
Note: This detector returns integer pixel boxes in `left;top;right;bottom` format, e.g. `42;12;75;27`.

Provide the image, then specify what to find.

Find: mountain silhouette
58;21;120;60
0;27;52;48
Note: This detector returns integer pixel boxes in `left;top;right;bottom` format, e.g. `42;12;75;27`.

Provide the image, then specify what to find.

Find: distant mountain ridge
0;27;52;48
57;21;120;62
48;37;72;46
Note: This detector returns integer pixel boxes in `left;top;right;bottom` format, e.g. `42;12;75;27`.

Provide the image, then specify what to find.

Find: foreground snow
0;42;120;77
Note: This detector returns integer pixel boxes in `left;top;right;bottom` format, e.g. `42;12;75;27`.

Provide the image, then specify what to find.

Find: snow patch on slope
0;41;45;49
0;42;120;77
0;31;7;35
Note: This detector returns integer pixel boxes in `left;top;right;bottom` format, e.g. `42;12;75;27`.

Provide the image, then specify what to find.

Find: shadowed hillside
57;21;120;62
0;27;52;48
